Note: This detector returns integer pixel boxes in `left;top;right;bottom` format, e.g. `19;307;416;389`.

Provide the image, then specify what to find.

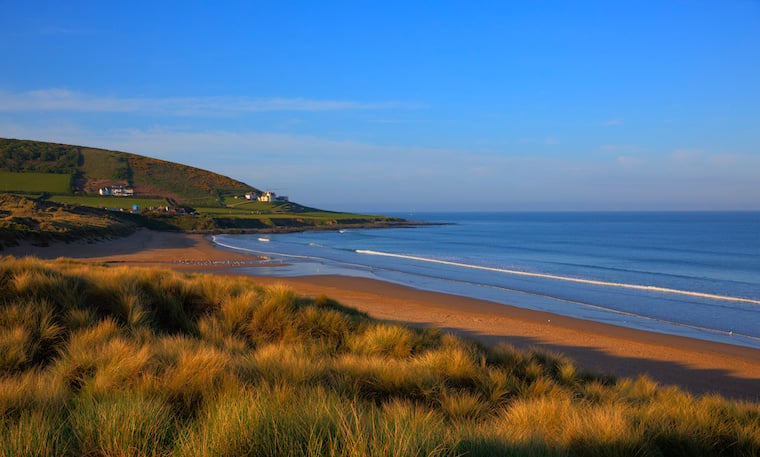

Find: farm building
98;185;134;197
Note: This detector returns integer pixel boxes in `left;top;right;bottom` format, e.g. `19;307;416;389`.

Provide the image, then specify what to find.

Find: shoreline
3;229;759;401
248;274;760;401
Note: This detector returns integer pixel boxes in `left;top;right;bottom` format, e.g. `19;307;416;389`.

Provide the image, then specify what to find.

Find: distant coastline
187;218;442;235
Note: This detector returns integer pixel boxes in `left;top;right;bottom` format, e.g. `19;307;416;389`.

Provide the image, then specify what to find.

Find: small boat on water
258;237;270;242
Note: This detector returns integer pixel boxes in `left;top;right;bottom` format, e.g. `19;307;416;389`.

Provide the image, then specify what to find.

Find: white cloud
0;89;416;115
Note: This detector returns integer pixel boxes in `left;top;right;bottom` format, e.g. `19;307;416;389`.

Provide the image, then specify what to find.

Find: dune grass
0;256;758;456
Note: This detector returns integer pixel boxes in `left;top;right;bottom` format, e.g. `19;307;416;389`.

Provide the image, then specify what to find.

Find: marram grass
0;256;759;456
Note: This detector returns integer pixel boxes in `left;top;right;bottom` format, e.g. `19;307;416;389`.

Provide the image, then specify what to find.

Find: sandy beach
3;229;267;269
5;229;760;401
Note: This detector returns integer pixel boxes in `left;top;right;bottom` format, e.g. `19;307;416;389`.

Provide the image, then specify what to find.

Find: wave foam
356;250;760;305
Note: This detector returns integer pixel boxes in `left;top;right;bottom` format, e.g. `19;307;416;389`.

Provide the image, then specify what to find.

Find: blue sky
1;1;759;211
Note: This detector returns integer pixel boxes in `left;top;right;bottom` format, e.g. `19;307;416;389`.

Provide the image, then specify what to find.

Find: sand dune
6;229;760;401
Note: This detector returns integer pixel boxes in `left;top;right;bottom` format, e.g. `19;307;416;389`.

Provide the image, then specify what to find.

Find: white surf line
211;236;313;260
356;250;760;306
212;236;371;271
477;280;760;342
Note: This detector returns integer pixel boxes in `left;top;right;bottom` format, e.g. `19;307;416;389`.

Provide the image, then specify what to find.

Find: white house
257;191;274;202
98;185;134;197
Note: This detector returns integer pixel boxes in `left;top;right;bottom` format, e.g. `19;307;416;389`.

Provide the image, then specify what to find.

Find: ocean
213;212;760;349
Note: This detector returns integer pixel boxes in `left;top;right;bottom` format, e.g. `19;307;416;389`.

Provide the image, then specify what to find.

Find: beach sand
4;229;759;401
2;229;265;269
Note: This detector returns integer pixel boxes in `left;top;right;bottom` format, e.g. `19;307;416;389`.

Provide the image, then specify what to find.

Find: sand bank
2;229;268;270
5;230;759;401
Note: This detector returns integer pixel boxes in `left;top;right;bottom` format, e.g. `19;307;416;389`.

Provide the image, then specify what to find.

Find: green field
199;201;377;219
0;171;71;193
195;203;390;229
196;202;300;217
50;195;169;210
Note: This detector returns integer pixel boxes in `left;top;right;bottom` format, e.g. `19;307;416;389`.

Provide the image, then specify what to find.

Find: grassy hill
0;138;256;207
0;138;407;235
1;256;758;456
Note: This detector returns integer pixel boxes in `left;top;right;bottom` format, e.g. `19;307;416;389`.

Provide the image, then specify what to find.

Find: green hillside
0;138;408;235
0;138;257;207
0;139;81;173
0;171;72;194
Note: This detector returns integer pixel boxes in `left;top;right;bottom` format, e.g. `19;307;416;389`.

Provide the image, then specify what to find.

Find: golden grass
1;256;759;456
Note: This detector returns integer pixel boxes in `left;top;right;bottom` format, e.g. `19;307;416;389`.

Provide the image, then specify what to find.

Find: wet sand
5;229;759;401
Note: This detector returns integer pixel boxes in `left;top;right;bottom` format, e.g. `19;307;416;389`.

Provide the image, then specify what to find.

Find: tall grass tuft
336;399;457;457
246;283;298;345
438;388;487;421
217;289;261;336
252;342;328;386
51;318;122;393
295;304;355;351
70;392;175;457
348;323;419;358
0;370;67;419
0;325;30;372
175;385;344;457
0;299;63;372
159;340;231;417
415;336;484;390
0;408;71;457
6;265;83;313
334;353;436;403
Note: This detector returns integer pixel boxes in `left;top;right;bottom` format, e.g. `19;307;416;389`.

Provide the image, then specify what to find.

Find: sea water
213;212;760;349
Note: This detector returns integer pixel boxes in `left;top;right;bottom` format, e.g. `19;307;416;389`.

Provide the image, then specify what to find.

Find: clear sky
1;1;759;212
